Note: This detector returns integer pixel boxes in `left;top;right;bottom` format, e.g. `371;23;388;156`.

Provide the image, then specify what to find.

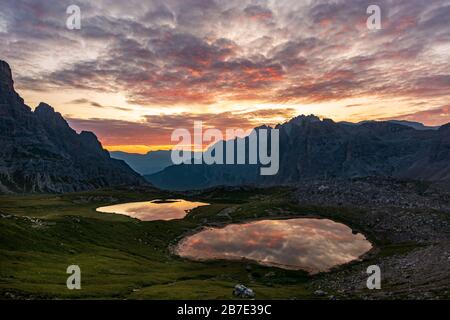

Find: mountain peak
277;114;322;132
0;60;27;111
34;102;65;122
34;102;67;127
79;130;105;152
385;120;439;131
0;61;147;193
0;60;14;93
35;102;55;113
254;124;272;131
288;114;321;125
439;123;450;132
79;130;101;143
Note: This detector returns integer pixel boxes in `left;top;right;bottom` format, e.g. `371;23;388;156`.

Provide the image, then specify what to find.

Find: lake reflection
176;218;372;273
96;199;209;221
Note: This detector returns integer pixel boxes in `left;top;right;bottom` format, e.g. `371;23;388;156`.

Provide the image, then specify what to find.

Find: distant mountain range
146;115;450;191
2;59;449;194
0;60;147;193
339;120;441;131
109;150;204;175
110;150;174;175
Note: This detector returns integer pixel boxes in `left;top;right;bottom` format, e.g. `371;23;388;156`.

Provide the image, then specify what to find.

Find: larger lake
96;199;209;221
175;218;372;273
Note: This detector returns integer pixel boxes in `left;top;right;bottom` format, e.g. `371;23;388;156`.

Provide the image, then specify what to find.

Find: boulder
233;284;255;299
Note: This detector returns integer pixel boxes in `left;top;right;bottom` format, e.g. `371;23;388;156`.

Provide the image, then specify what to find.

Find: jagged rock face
147;115;450;191
0;60;147;194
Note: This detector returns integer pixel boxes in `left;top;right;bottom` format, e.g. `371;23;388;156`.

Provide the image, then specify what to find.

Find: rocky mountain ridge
0;60;147;194
147;115;450;190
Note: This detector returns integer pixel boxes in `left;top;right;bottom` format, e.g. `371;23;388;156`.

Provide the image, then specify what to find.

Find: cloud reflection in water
176;218;372;273
96;199;209;221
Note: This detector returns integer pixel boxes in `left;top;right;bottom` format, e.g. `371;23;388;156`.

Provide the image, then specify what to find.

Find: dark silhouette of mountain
110;150;205;175
110;150;174;175
385;120;440;131
0;60;147;193
340;119;440;131
146;115;450;191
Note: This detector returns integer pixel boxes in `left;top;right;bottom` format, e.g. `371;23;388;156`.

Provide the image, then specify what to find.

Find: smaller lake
175;218;372;274
96;199;209;221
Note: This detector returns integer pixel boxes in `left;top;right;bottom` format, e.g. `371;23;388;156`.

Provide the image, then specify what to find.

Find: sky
1;0;449;153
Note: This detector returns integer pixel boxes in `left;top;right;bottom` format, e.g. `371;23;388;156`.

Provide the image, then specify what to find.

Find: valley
1;0;450;305
1;180;449;300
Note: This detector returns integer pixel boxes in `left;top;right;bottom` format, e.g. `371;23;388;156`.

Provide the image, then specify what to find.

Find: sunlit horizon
2;0;449;153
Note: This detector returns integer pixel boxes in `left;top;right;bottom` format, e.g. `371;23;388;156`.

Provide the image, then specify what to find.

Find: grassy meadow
0;187;412;299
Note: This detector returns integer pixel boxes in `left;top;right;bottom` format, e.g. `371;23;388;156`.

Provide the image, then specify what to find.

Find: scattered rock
233;284;255;299
314;290;327;297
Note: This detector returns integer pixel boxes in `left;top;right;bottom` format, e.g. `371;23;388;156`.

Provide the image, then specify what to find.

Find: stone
233;284;255;299
314;290;327;297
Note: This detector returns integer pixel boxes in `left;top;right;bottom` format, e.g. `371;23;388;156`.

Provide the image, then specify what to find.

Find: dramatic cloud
67;98;132;111
1;0;449;150
68;108;296;147
382;105;450;126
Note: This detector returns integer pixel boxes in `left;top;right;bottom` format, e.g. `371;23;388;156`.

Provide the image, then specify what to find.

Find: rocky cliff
0;60;147;194
147;115;450;190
